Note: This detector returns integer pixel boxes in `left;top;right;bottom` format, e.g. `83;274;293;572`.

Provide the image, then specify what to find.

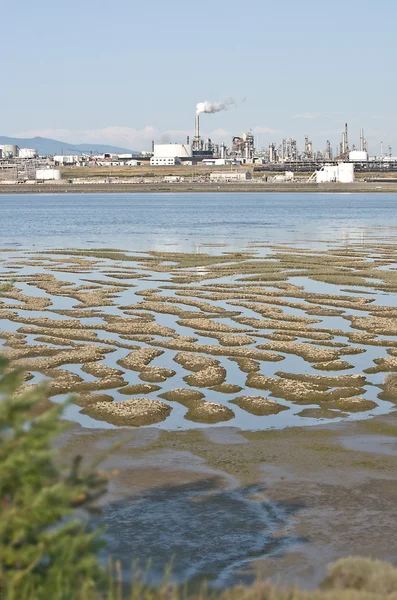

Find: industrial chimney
193;114;200;151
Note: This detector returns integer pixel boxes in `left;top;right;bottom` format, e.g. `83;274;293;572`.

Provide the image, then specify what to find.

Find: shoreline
1;181;397;194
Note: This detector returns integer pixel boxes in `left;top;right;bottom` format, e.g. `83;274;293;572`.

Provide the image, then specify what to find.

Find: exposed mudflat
56;411;397;588
3;212;397;590
2;240;397;429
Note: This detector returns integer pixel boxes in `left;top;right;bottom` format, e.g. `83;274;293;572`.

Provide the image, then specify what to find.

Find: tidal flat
3;229;397;588
2;242;397;429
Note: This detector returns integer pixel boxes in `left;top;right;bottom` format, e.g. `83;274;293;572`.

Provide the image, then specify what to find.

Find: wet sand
57;411;397;588
2;241;397;588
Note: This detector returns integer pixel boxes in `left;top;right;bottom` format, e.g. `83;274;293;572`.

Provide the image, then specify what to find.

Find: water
3;191;397;587
1;192;397;250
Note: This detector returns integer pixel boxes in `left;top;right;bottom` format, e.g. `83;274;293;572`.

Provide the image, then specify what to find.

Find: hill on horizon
0;136;138;156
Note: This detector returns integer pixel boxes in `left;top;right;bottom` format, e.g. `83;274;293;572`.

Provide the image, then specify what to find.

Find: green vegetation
0;356;107;600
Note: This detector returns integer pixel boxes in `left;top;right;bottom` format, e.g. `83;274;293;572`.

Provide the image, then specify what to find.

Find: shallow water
3;192;397;588
1;192;397;431
1;191;397;250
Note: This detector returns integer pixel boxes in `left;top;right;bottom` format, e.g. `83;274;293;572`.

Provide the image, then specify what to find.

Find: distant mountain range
0;136;137;156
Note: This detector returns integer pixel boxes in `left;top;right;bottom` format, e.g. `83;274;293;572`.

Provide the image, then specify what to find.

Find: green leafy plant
0;356;107;600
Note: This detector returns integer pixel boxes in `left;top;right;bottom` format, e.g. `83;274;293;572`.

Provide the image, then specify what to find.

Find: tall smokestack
193;114;200;151
360;128;364;152
344;123;349;153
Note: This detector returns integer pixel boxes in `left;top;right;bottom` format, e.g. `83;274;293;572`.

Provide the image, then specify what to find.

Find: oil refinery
1;101;397;186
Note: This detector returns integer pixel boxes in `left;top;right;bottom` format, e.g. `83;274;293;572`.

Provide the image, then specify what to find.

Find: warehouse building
209;171;252;182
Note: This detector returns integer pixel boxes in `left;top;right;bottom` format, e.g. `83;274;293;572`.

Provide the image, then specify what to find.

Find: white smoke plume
196;98;235;115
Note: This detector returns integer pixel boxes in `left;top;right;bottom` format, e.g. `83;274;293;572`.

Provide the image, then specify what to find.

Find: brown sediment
11;345;113;373
184;365;227;388
0;331;27;348
51;309;103;318
233;316;345;337
153;339;284;362
34;336;77;347
176;317;252;334
347;331;377;344
17;326;139;350
312;360;354;371
119;384;162;395
324;397;378;412
82;361;125;380
138;366;176;383
227;301;320;324
159;388;205;402
75;393;114;407
297;407;348;419
379;373;397;401
211;383;243;394
194;332;255;346
117;348;164;371
0;288;52;311
81;398;172;426
102;317;177;338
230;395;288;416
119;334;157;344
257;341;340;363
348;315;397;336
174;351;220;372
246;373;365;405
182;399;235;424
1;344;71;362
113;311;156;322
228;357;261;373
305;306;345;316
274;372;367;388
158;387;234;423
365;352;397;374
264;333;298;341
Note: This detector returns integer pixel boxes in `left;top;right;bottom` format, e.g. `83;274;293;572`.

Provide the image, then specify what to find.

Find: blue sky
2;0;396;153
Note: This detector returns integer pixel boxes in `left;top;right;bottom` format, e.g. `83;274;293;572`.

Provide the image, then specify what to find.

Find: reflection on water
2;192;397;251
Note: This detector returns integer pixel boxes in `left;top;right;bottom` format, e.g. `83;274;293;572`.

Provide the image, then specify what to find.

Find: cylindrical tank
36;169;61;181
18;148;37;159
0;144;18;158
338;162;355;183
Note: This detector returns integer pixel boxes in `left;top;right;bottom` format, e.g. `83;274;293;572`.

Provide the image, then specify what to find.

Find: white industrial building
18;148;37;159
0;144;18;158
36;169;61;181
153;143;192;159
150;157;181;166
349;150;368;162
315;163;355;183
202;158;233;166
54;155;82;165
209;171;252;182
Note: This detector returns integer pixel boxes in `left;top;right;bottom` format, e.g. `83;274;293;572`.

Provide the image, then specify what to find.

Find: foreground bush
1;356;397;599
0;357;107;600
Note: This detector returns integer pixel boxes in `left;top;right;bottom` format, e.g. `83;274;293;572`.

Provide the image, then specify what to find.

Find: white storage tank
0;144;18;158
349;150;368;162
36;169;61;181
338;162;355;183
18;148;37;159
153;144;192;158
316;165;338;183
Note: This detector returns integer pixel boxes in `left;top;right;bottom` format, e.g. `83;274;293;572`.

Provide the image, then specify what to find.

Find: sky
2;0;397;154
